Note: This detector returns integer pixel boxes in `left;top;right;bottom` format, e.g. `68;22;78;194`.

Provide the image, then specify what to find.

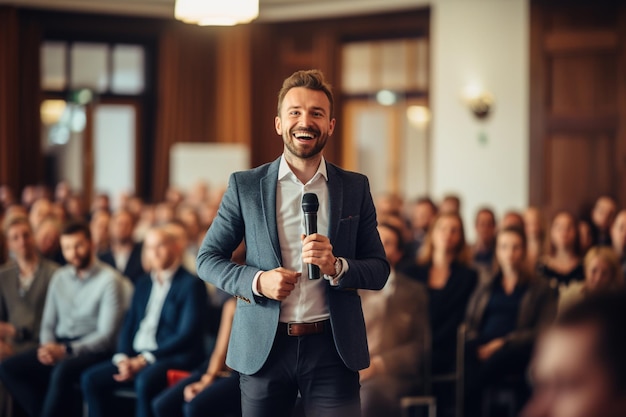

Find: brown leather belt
279;320;328;336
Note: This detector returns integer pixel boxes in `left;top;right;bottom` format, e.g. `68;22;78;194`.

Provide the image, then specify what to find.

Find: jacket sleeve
196;173;262;304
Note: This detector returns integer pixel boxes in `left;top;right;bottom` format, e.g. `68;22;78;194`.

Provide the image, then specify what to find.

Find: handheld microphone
302;193;320;280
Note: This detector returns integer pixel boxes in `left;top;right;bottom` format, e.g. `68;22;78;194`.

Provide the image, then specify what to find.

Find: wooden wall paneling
18;18;44;191
531;0;623;217
0;7;20;192
618;4;626;209
153;24;217;201
215;25;252;147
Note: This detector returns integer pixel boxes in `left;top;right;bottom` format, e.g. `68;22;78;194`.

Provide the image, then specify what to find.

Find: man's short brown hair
276;69;334;118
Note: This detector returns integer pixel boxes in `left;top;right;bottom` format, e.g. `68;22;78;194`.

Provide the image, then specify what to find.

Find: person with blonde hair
558;246;624;314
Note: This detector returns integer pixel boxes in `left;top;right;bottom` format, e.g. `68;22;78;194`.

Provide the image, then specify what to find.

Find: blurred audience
82;226;208;417
0;221;128;417
522;291;626;417
537;212;584;291
464;226;556;417
151;298;240;417
0;178;624;417
359;223;429;417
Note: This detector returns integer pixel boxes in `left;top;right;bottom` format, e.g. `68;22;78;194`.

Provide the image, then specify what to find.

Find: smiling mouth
292;131;317;141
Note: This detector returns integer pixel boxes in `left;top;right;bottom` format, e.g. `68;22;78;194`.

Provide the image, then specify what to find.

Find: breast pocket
336;215;360;257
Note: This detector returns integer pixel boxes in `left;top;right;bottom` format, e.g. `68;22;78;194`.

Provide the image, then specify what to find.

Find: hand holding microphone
301;193;337;280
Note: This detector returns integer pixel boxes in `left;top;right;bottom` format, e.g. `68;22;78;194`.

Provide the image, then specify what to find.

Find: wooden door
530;0;626;218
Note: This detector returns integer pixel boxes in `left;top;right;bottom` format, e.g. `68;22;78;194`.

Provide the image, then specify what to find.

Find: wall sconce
462;85;494;120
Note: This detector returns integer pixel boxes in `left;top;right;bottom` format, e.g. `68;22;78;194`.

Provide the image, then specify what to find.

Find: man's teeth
294;132;315;139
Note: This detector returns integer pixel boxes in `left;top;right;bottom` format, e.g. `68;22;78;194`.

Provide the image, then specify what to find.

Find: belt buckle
287;322;296;336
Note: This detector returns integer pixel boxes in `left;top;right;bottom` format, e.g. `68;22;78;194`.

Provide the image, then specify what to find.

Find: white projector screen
169;143;250;191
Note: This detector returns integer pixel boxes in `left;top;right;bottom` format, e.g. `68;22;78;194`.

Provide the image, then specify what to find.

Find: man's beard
283;128;327;159
75;253;92;270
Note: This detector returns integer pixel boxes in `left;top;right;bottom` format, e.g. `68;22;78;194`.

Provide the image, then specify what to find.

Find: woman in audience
536;211;584;291
610;210;626;276
151;297;240;417
464;226;556;417
558;246;624;314
524;206;545;270
402;213;477;375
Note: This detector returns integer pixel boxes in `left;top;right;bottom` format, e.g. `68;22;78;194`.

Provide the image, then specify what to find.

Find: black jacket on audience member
464;273;557;348
99;242;145;284
401;262;478;374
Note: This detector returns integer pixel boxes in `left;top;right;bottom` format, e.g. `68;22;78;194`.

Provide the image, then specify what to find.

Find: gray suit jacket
197;157;389;375
0;259;58;352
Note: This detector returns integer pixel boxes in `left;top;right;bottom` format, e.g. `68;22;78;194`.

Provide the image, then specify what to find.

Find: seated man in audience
359;222;429;417
440;194;461;215
522;291;626;417
99;209;145;284
0;216;58;356
90;208;112;256
0;221;127;417
35;216;66;265
81;225;209;417
405;196;438;264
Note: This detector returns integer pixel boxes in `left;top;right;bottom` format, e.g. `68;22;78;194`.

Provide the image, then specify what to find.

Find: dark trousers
81;358;191;417
464;341;533;417
0;347;109;417
239;324;361;417
151;370;241;417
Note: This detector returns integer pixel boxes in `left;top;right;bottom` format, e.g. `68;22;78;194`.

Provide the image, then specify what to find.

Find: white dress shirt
113;266;176;365
252;155;348;323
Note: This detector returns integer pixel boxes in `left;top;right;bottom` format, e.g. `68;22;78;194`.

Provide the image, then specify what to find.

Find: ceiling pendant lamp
174;0;259;26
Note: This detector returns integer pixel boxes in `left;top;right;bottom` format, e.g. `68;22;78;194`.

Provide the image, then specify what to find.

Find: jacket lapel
326;162;343;243
260;158;282;266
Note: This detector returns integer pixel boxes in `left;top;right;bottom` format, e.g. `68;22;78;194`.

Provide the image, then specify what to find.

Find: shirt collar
278;154;328;184
150;264;179;286
74;258;99;280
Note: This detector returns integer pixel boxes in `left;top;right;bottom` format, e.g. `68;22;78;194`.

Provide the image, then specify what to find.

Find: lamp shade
175;0;259;26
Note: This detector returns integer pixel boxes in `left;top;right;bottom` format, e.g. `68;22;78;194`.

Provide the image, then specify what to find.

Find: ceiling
0;0;428;22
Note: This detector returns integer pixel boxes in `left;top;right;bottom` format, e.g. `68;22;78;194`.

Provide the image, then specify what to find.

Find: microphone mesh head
302;193;319;213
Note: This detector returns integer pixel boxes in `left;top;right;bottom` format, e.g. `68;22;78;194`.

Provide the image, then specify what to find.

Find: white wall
430;0;529;240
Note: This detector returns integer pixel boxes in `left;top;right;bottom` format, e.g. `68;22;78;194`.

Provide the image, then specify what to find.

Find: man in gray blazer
197;69;389;417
